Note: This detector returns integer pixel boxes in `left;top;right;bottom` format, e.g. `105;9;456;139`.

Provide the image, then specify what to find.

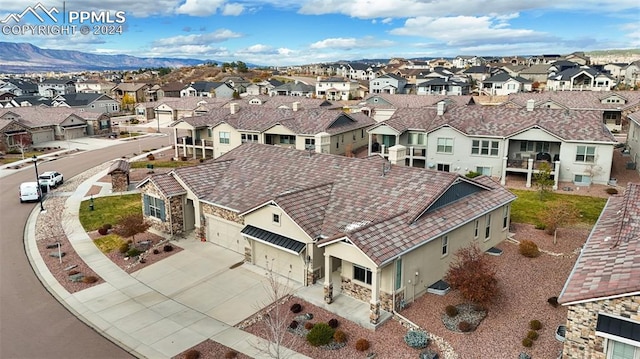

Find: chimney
230;102;239;114
437;101;446;115
526;99;535;111
292;102;300;111
317;76;322;82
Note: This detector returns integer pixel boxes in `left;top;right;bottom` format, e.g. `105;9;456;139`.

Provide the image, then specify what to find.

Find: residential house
502;56;528;66
246;79;283;96
51;93;120;113
315;77;360;101
0;118;31;151
519;64;554;85
269;81;315;97
462;66;494;85
621;61;640;88
452;56;484;68
358;93;475;122
369;74;408;95
416;78;470;96
481;73;532;96
602;63;627;83
137;143;516;324
154;97;212;123
37;79;76;98
0;92;16;106
74;80;116;95
4;95;52;107
222;76;251;95
367;104;617;187
626;111;640;173
546;67;614;92
111;83;149;103
170;104;375;160
550;60;580;73
180;81;235;98
237;96;339;111
158;82;186;98
558;183;640;359
561;52;591;66
79;111;113;136
428;58;453;69
0;79;38;96
528;54;562;65
0;107;90;143
342;62;376;81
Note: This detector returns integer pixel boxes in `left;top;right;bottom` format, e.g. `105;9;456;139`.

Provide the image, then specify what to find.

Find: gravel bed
171;340;252;359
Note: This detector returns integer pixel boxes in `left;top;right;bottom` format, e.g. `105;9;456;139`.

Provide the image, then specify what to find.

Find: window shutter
159;199;166;221
143;194;150;216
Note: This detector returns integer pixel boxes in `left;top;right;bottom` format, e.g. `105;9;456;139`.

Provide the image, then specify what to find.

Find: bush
126;248;142;257
119;242;130;254
328;318;339;329
153;249;160;255
163;244;174;252
120;131;129;136
404;330;429;349
529;319;542;330
333;330;347;343
306;323;335;347
146;154;155;161
224;350;237;359
98;227;108;235
534;223;546;230
519;240;540;258
304;321;314;330
355;338;370;352
290;303;303;313
522;337;533;348
445;305;458;317
289;320;298;329
606;187;618;195
465;171;481;178
82;275;99;284
419;349;439;359
527;330;539;340
547;296;559;308
458;321;472;332
184;349;200;359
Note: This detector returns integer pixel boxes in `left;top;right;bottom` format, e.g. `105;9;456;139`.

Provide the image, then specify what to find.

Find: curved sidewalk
25;165;309;359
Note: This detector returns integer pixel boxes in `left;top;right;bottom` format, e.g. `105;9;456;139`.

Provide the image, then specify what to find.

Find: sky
0;0;638;66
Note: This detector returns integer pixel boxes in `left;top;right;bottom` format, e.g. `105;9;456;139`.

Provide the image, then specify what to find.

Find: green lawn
510;189;607;226
93;234;126;253
79;193;142;231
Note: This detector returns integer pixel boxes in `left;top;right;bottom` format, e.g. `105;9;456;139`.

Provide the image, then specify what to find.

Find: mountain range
0;42;209;73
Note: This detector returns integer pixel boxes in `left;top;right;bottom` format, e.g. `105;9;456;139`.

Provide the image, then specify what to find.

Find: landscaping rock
64;264;78;271
69;273;85;282
49;252;66;258
46;243;62;249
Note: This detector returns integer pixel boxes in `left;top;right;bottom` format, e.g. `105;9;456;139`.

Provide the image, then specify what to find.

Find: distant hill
0;42;208;73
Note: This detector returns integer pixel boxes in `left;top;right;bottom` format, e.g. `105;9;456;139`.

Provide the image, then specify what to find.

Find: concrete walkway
24;165;310;359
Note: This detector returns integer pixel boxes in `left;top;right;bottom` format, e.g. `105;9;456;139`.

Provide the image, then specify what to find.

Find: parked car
38;171;64;188
19;182;41;203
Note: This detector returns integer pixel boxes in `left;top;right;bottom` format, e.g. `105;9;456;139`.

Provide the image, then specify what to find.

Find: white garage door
31;130;54;145
207;216;245;253
64;127;85;140
253;242;303;282
157;111;173;123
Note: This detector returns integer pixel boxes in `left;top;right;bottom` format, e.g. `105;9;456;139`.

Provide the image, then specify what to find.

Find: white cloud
310;37;394;49
222;3;244;16
175;0;225;16
152;29;242;47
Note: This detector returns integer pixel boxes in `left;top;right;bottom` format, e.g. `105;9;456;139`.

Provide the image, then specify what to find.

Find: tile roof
240;96;338;109
362;94;475;108
559;183;640;304
163;143;515;265
113;83;148;92
145;172;187;197
0;107;86;127
107;159;130;174
379;106;616;142
505;91;640;111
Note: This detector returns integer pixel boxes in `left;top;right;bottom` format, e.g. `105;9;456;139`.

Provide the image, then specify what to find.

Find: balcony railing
176;136;214;148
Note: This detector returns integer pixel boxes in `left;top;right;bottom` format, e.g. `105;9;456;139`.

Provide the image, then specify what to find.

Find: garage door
64;127;85;140
157;111;173;123
207;216;245;253
253;242;303;282
31;130;54;145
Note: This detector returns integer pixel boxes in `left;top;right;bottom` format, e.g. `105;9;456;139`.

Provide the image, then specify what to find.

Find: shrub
120;131;129;136
333;330;347;343
119;242;130;254
445;305;458;317
444;244;498;307
419;349;439;359
83;275;99;284
534;223;546;230
224;350;237;359
606;187;618;195
153;249;160;255
355;338;370;352
527;330;539;340
522;337;533;348
529;319;542;330
304;321;314;330
98;227;108;235
289;320;298;329
163;244;174;252
519;240;540;258
404;330;429;349
184;349;200;359
290;303;303;313
547;296;559;308
465;171;481;178
146;154;155;161
328;318;339;329
126;248;142;257
458;321;472;332
306;323;335;347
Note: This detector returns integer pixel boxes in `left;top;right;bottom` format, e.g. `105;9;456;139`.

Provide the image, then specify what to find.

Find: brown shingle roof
107;159;130;174
559;183;640;304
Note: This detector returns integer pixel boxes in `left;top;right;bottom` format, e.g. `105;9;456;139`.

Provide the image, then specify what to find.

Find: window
472;140;499;156
574;174;592;185
576;146;595;162
408;132;426;145
437;163;450;172
305;138;315;150
474;219;479;239
279;135;296;144
485;214;491;240
219;131;230;144
441;236;449;256
143;194;165;221
241;133;258;143
437;137;453;153
607;340;638;359
476;166;491;176
208;128;212;137
353;265;372;285
395;258;402;290
503;205;509;229
361;129;364;138
272;213;280;224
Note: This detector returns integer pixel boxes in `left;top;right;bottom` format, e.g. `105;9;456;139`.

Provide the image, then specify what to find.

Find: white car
38;171;64;188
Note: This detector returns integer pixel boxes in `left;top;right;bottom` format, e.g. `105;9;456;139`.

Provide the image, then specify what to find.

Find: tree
113;213;150;244
539;202;580;244
533;161;554;200
12;133;32;160
236;61;248;73
121;93;135;111
445;243;498;307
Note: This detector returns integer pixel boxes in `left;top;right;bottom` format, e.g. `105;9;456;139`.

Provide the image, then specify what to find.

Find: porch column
323;253;333;304
380;145;386;157
553;160;560;190
182;136;187;157
201;139;206;159
191;129;196;159
173;128;179;158
408;146;414;167
369;268;381;325
500;156;508;185
368;133;372;156
526;158;534;188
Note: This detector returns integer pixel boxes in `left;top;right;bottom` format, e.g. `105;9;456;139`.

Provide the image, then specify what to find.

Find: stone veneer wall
169;196;184;234
380;291;405;313
341;276;371;303
200;203;248;252
140;182;173;233
111;172;128;192
563;295;640;359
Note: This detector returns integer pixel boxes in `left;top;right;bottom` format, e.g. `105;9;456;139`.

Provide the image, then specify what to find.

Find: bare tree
13;133;32;160
539;202;580;244
113;213;151;244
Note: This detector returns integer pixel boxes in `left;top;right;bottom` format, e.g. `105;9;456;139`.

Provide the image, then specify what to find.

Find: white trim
598;332;640;348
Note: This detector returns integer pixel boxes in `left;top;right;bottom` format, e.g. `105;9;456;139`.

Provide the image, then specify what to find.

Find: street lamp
32;155;44;211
